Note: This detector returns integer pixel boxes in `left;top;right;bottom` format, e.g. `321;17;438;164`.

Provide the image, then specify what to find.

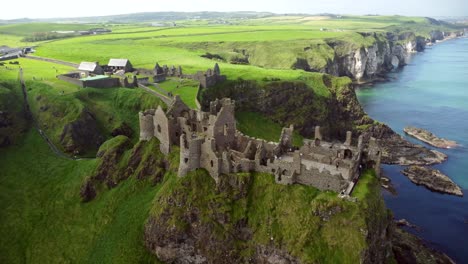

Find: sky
3;0;467;20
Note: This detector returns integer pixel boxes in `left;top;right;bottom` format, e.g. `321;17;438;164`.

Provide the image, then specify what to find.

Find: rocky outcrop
363;123;447;165
60;109;105;155
80;137;166;202
402;166;463;196
144;171;393;263
111;122;134;138
404;126;458;149
144;173;253;264
392;227;456;264
325;32;430;83
323;27;464;83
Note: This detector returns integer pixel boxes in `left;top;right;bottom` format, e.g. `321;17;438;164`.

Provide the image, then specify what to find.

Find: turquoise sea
357;37;468;263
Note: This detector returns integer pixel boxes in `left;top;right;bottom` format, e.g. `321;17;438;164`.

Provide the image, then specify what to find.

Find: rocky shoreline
404;126;458;149
402;166;463;197
392;227;456;264
363;123;448;166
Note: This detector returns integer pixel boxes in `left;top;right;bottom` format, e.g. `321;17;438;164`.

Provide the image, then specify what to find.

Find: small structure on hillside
78;62;104;75
107;59;133;73
189;63;226;88
139;97;381;194
150;62;226;88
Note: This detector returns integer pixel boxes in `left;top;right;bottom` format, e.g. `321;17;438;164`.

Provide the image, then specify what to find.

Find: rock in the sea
404;127;458;149
392;227;456;264
395;219;419;230
363;123;447;165
402;166;463;197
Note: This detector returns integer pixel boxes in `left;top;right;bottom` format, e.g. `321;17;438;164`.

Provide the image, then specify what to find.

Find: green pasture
0;129;160;263
236;111;304;147
154;78;200;109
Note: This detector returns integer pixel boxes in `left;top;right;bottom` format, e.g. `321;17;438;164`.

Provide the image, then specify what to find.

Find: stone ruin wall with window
139;96;381;193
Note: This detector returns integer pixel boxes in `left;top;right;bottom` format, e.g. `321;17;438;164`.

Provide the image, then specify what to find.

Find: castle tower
139;110;155;141
279;125;294;151
154;63;163;75
367;137;382;177
214;63;220;75
153;106;172;155
209;98;237;150
178;134;202;177
357;135;364;152
314;126;322;140
178;66;183;76
344;131;352;146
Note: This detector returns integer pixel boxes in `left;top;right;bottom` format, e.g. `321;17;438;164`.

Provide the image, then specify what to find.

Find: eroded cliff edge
144;167;393;263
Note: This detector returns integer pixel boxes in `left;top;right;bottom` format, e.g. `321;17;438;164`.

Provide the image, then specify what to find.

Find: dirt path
24;54;79;68
19;68;86;160
138;83;174;105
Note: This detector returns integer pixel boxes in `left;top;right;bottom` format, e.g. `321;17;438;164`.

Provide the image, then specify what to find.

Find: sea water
357;37;468;263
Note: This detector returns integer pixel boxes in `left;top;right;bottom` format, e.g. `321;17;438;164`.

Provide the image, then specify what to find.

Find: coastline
356;36;468;263
353;34;467;87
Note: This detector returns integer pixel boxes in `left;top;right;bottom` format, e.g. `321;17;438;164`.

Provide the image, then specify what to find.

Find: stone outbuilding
78;62;104;75
108;58;133;73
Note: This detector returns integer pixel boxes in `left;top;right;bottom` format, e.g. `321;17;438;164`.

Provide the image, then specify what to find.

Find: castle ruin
139;97;381;194
152;63;226;88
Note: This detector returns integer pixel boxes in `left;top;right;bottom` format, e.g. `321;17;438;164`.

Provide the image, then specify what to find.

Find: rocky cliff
321;30;464;83
144;169;394;264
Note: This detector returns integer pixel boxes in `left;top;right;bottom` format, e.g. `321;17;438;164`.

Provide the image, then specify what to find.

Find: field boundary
24;54;79;68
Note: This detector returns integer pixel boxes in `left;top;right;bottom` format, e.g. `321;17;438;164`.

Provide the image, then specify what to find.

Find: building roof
78;62;99;72
80;75;109;81
108;59;129;67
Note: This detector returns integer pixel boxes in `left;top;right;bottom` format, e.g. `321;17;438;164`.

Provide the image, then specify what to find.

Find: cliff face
144;170;393;264
316;29;465;83
324;32;433;83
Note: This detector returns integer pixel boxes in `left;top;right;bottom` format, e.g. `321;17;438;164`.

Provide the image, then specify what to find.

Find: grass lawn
0;130;160;263
156;78;200;109
236;111;304;147
352;170;378;200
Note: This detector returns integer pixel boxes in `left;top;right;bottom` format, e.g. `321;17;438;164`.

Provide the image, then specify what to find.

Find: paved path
138;83;174;105
24;55;79;68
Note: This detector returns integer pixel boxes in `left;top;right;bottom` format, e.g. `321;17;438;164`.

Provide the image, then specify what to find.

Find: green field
0;129;161;263
0;14;460;263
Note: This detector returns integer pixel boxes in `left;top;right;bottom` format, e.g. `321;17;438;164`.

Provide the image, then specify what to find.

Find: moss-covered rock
0;81;27;147
144;170;393;263
81;137;167;202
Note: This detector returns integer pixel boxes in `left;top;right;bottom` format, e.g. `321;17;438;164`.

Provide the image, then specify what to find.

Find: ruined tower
139;109;155;141
214;63;220;75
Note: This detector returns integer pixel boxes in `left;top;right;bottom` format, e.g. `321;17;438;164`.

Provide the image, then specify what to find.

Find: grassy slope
1;59;163;154
236;111;303;146
153;77;200;109
0;130;160;263
149;168;384;263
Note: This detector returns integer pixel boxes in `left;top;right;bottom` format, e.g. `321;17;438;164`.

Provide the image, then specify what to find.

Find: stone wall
57;74;85;87
84;78;120;88
139;110;155;141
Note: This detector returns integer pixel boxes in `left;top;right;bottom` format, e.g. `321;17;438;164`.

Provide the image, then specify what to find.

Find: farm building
78;62;104;75
107;59;133;73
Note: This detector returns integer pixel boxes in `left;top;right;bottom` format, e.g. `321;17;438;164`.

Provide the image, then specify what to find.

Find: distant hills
0;11;278;24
